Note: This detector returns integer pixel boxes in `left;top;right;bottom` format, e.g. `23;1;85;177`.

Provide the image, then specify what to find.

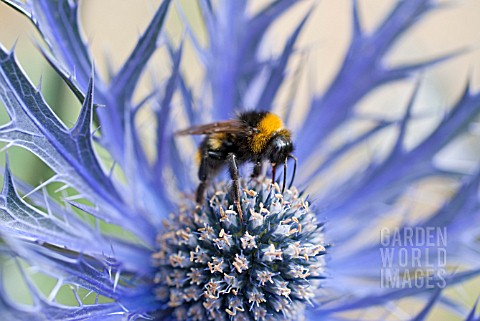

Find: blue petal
464;297;480;321
154;44;183;175
320;268;480;314
256;10;310;111
320;85;480;226
0;157;98;251
411;288;443;321
27;0;92;90
295;1;437;161
0;47;156;240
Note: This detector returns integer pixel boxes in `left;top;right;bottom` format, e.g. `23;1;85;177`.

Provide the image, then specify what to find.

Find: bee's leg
251;160;263;178
196;152;211;204
196;181;209;204
227;153;243;222
271;164;277;185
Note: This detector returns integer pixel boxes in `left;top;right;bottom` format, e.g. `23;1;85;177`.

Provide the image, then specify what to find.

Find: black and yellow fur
177;111;294;220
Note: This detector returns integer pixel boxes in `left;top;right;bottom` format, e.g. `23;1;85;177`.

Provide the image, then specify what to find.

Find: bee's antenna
282;160;287;193
288;154;297;189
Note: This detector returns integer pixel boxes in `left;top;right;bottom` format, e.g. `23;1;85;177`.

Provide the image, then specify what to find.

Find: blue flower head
0;1;480;321
153;179;326;321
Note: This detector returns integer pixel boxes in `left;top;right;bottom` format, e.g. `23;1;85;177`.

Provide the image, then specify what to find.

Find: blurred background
2;0;480;187
1;0;480;319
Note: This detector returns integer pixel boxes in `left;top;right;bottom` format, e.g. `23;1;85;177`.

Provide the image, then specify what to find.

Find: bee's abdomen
207;133;227;150
201;133;238;161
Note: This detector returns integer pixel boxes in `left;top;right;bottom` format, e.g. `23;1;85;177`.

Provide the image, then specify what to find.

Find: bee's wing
175;119;249;136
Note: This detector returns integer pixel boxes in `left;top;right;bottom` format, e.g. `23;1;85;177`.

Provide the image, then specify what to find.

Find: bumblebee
176;111;296;220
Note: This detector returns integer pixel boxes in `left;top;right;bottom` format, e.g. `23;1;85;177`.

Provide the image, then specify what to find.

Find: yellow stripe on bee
195;149;202;164
251;113;284;153
208;133;227;150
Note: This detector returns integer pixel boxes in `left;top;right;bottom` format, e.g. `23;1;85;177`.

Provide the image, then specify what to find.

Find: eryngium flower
153;180;325;321
0;1;480;321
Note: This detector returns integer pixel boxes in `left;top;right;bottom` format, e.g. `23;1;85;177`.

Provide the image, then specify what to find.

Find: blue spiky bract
0;0;480;320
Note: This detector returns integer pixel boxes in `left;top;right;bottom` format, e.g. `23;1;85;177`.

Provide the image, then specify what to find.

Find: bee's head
268;132;293;165
267;131;297;193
